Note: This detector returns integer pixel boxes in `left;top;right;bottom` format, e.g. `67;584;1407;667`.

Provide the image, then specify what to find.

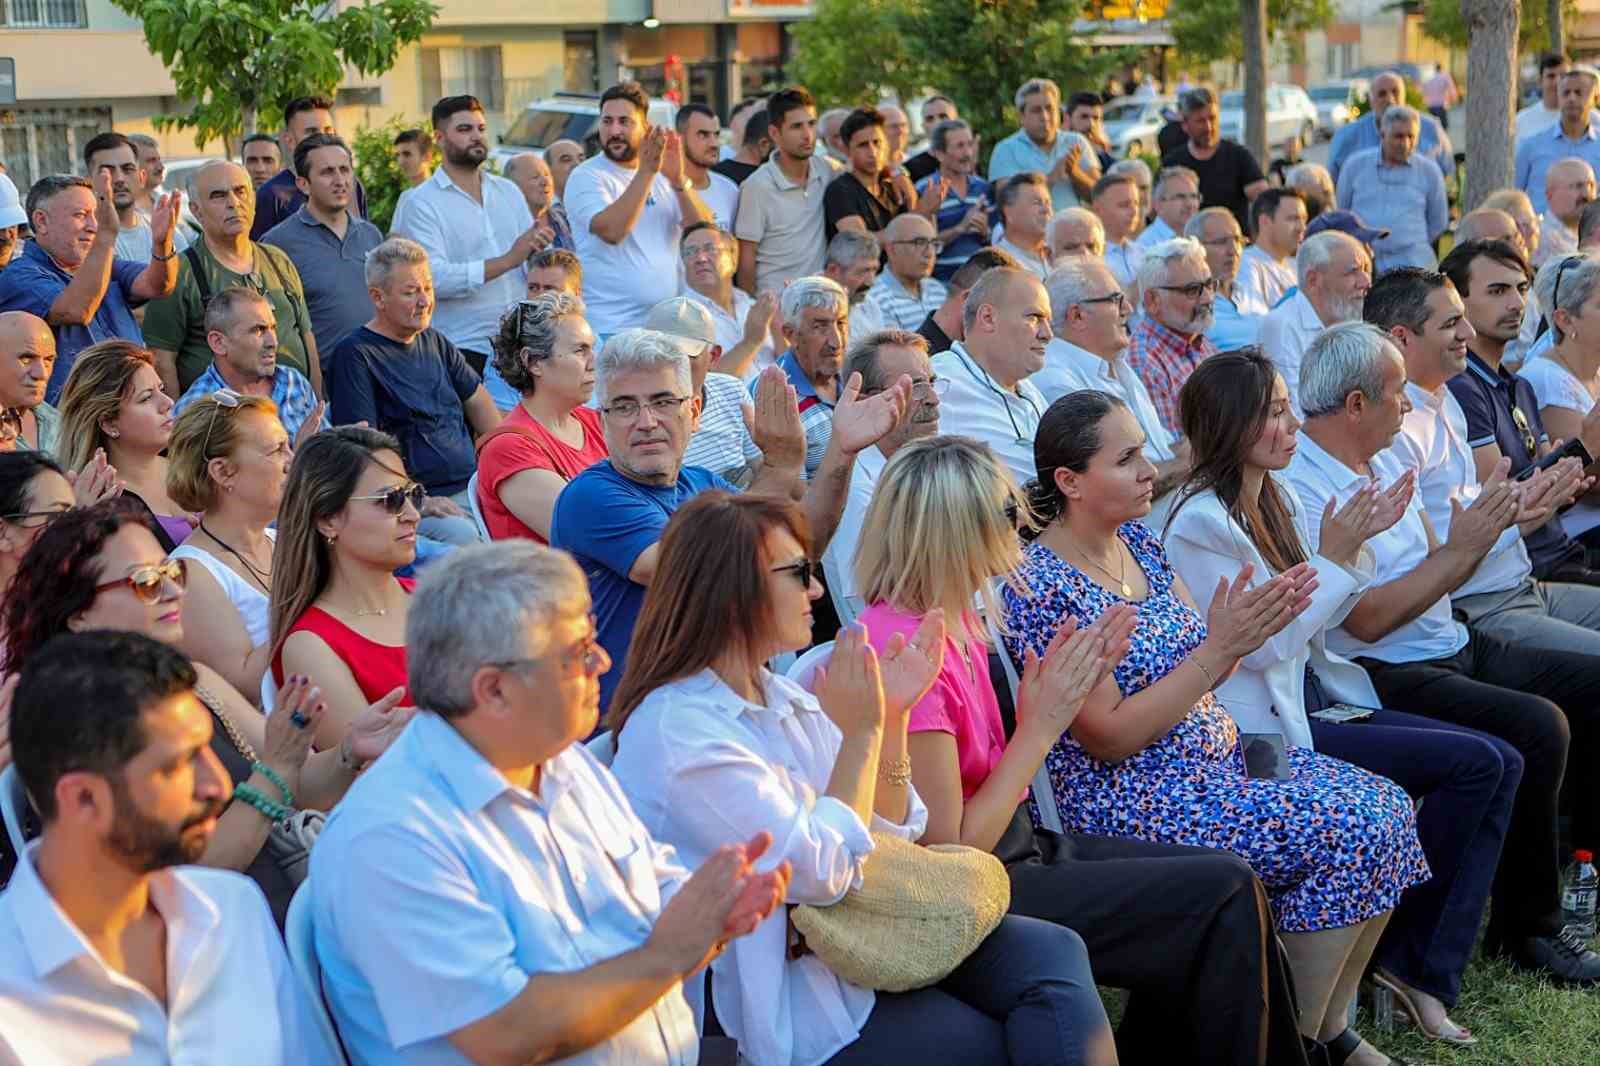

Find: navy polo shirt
0;240;145;402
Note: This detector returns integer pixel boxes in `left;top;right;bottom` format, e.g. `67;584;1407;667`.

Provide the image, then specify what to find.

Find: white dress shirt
931;341;1047;489
1235;245;1295;310
1104;239;1144;294
310;712;698;1066
1165;477;1379;750
1388;380;1532;598
1259;289;1328;418
1286;431;1469;664
683;285;775;382
1519;354;1600;537
567;155;688;335
0;849;336;1066
391;167;534;356
820;444;888;624
612;668;929;1066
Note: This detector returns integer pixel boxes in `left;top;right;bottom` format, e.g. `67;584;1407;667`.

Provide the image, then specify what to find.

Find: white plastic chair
784;640;836;692
285;882;351;1065
1;766;30;858
983;584;1065;834
586;731;618;767
466;472;491;541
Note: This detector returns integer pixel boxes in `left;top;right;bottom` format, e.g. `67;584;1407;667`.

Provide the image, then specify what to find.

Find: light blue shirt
1336;148;1449;272
1515;118;1600;214
1328;112;1455;185
1205;286;1269;351
174;363;329;442
987;127;1096;209
309;712;698;1065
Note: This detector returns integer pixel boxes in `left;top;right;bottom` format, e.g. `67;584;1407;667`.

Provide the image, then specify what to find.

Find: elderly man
1482;189;1542;263
1134;165;1201;251
866;213;948;330
330;237;502;544
822;229;885;340
1284;321;1600;986
2;632;343;1064
1517;66;1600;216
1186;207;1269;350
680;221;777;381
310;543;791;1064
1337;105;1449;272
916;245;1019;355
1237;188;1305;310
735;87;843;294
545;139;585;203
921;118;992;281
1161;88;1268;231
1530;157;1595;269
1092;171;1144;294
0;311;60;452
503;151;574;252
1259;230;1373;416
1329;71;1455;185
822;330;943;621
930;266;1051;486
551;328;909;705
1284;162;1336;220
1457;208;1527;257
676;103;741;231
527;247;582;299
818;107;851;163
645;295;761;482
0;173;177;400
994;172;1054;280
1125;237;1219;433
1039;257;1187;526
766;276;852;478
989;77;1099;209
1047;207;1104;262
82;131;192;265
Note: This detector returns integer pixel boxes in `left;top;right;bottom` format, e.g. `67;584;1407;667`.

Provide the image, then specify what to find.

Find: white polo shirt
931;341;1046;488
1235;245;1296;310
735;154;843;293
820;444;889;624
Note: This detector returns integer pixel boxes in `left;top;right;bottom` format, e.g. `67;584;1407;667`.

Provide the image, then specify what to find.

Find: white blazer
1163;474;1380;749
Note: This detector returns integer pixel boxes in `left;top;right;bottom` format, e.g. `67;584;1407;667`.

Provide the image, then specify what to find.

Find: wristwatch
677;176;693;193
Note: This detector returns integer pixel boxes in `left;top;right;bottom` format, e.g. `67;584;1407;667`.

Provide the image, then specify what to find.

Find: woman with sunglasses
609;490;1117;1066
271;427;420;750
476;292;607;543
0;499;410;925
56;340;192;552
1523;253;1600;548
166;393;292;705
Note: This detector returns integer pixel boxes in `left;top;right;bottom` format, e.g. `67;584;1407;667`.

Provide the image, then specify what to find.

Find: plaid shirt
174;363;328;443
1125;316;1216;434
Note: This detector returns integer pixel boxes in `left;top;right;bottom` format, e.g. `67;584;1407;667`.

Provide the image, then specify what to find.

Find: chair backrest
784;640;836;692
0;765;30;858
466;471;492;541
285;882;351;1065
982;582;1065;834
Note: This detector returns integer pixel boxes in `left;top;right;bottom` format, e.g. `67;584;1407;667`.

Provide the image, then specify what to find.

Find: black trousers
1358;625;1600;949
996;808;1308;1066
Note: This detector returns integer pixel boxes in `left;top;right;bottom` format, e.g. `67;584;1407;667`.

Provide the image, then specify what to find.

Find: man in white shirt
1187;207;1270;352
567;82;712;337
679;221;777;381
1236;187;1305;310
1518;51;1569;143
865;212;947;330
392;94;544;374
1285;320;1600;986
311;543;789;1066
930;266;1049;486
1532;157;1594;268
736;87;843;294
1134;165;1200;251
1046;206;1104;262
1092;171;1144;295
0;631;340;1065
994;172;1054;280
823;330;943;621
676;103;741;231
1260;230;1373;417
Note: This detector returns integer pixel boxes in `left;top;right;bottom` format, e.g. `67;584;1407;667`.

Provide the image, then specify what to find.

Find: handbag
789;830;1010;993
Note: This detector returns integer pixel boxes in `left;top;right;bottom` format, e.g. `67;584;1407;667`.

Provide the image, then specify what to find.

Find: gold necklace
353;605;388;617
1071;537;1132;597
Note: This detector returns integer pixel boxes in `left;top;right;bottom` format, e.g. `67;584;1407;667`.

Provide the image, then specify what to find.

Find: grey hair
1047;207;1104;251
365;236;430;289
491;290;587;393
1108;158;1152;185
1482;188;1535;217
1154;165;1199;200
1380;104;1421;132
1296;230;1359;285
841;329;929;392
1135;237;1208;302
825;229;880;270
126;133;158;151
1015;77;1061;111
596;328;692;401
1285;162;1332;191
1180;87;1216;115
1299;322;1403;419
25;174;91;222
1183;206;1238;241
1535;252;1600;342
929;119;972;154
781;275;849;328
406;542;591;718
1044;257;1115;328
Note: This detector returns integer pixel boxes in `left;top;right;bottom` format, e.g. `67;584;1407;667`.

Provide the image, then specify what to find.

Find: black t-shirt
903;151;939;183
1157;119;1188;157
711;158;760;186
823;172;905;244
917;311;954;356
1162;140;1265;231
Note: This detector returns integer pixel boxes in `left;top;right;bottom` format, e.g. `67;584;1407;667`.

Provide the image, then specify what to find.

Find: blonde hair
855;436;1027;640
55;340;157;473
165;394;280;513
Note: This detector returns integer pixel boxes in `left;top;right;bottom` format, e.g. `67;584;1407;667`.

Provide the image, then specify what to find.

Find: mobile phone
1240;732;1291;780
1310;703;1376;724
1515;437;1591;481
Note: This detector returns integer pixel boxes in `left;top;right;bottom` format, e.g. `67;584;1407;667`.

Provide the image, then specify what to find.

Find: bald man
143;160;320;395
0;311;61;452
865;212;948;330
1455;209;1524;258
545;139;585;202
1534;157;1596;269
1328;70;1455;184
504;152;573;252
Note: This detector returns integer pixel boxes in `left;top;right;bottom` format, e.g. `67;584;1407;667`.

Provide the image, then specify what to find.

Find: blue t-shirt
0;240;145;402
328;326;481;496
550;460;734;709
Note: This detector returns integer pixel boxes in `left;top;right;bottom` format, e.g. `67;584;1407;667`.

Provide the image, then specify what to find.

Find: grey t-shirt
261;206;384;356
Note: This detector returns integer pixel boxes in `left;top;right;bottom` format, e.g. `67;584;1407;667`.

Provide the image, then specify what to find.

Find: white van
491;91;678;169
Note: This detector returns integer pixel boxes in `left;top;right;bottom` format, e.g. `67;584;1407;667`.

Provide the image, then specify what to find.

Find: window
420;46;504;112
564;32;598;94
2;0;85;27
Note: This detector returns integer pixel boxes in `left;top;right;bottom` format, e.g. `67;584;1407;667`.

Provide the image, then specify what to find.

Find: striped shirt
762;350;835;479
865;272;948;331
919;173;991;280
684;372;761;480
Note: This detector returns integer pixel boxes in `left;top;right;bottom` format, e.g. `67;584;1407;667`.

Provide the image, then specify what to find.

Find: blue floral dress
1002;522;1429;932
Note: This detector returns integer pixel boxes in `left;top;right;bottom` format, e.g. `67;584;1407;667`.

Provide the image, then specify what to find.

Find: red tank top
272;578;415;705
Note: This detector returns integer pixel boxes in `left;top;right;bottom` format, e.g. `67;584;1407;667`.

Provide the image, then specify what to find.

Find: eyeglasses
2;503;72;528
350;482;426;515
199;388;244;458
94;558;187;605
491;616;605;677
1199;234;1245;249
680;242;727;261
1510;402;1538;457
0;408;19;447
1553;254;1584;319
864;375;949;398
1156;277;1218;300
772;559;817;587
891;237;944;253
1080;291;1129;311
602;395;692;421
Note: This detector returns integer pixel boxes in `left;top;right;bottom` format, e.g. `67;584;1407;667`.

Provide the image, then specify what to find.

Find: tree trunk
1549;0;1565;55
1240;0;1269;165
1461;0;1520;210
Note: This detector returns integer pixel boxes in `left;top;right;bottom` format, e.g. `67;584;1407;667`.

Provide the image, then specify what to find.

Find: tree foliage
789;0;928;109
1169;0;1334;69
1423;0;1575;52
352;115;433;234
111;0;439;149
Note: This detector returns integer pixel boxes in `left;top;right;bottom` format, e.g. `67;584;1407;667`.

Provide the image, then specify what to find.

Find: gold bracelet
879;756;913;786
1191;655;1218;689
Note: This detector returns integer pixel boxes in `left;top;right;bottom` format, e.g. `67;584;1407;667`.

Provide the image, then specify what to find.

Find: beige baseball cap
644;296;718;349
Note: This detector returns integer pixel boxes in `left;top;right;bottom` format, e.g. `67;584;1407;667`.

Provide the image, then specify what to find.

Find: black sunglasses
772;559;817;587
350;482;426;515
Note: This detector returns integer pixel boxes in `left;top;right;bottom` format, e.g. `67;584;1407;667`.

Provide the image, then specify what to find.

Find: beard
107;777;225;873
604;137;639;163
1329;294;1366;324
444;142;487;168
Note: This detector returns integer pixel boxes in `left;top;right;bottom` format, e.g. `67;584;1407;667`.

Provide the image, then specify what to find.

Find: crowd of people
5;54;1600;1066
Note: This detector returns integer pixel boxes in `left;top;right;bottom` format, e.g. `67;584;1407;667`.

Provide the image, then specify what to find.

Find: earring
107;430;120;439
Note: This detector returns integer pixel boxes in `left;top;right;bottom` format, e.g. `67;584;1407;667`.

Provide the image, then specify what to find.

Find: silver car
1219;85;1320;150
1308;80;1369;139
1101;95;1174;158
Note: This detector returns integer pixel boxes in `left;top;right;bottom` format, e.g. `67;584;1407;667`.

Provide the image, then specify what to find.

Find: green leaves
1169;0;1333;69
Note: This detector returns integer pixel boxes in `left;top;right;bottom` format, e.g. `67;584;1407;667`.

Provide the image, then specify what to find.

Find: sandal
1325;1027;1410;1066
1371;969;1479;1047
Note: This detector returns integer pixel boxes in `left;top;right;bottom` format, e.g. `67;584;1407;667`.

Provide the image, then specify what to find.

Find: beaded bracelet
235;782;292;824
252;761;294;808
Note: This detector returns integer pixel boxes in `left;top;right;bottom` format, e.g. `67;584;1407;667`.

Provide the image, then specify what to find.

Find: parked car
1349;62;1423;87
491;92;677;170
1101;95;1174;158
1219;85;1319;150
1307;79;1369;139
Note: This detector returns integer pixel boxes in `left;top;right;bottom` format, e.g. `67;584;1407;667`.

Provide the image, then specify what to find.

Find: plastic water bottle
1561;849;1598;938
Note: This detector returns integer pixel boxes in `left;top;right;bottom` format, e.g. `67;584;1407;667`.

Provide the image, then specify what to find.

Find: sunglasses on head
95;558;187;605
350;482;426;515
772;559;817;587
199;388;244;458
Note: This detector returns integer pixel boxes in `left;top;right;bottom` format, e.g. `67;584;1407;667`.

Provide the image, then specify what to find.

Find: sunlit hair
56;340;159;473
855;436;1026;642
607;491;809;739
165;394;280;513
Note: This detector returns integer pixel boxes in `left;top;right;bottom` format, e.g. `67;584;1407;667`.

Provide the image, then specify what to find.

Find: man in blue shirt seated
310;542;790;1066
329;236;502;545
551;326;911;709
